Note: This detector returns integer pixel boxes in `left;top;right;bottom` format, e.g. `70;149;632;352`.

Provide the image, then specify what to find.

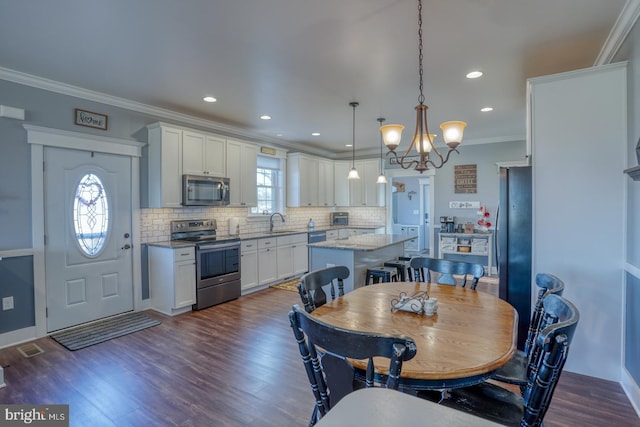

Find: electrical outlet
2;296;14;311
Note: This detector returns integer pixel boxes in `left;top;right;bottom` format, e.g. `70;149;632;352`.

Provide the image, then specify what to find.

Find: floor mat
270;277;301;292
51;312;160;351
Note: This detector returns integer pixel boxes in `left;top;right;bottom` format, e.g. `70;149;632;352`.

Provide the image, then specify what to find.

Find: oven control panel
171;219;217;233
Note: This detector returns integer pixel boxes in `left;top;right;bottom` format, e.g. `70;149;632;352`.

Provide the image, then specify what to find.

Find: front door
44;147;133;332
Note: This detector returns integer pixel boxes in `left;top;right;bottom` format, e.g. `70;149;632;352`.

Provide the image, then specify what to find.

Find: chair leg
309;405;318;426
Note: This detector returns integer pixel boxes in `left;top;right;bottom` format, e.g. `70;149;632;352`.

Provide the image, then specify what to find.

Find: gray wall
0;256;34;333
432;141;526;226
614;15;640;389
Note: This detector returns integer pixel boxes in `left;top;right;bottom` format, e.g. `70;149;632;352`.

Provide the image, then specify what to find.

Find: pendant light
376;117;387;184
347;101;360;180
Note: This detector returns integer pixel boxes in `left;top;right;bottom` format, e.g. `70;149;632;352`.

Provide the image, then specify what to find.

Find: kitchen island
308;234;415;293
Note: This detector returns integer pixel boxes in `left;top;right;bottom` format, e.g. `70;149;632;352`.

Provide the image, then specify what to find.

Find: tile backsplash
139;206;387;243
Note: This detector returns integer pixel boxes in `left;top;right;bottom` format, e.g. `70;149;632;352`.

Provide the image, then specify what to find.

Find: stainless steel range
170;219;241;310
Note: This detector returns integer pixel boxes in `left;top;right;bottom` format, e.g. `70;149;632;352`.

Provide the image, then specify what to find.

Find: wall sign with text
75;109;108;130
454;164;477;193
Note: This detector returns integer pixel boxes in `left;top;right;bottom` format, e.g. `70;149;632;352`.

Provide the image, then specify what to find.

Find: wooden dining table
311;281;518;390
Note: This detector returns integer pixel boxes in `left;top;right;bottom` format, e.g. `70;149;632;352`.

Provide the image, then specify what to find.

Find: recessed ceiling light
311;132;320;136
276;133;283;137
260;115;271;120
466;71;483;79
345;144;353;147
481;107;494;112
203;96;217;103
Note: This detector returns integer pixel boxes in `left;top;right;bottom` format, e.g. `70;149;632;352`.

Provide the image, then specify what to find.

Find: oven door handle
197;242;241;252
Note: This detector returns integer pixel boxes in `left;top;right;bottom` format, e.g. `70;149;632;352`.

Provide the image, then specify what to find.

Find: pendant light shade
348;101;360;180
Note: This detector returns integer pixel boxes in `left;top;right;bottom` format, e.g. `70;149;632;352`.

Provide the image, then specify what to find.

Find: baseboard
621;368;640;418
0;326;36;350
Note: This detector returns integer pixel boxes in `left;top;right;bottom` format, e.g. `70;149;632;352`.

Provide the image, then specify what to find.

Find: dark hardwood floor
1;287;638;426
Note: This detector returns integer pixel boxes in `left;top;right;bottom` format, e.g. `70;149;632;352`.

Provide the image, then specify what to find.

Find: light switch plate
2;296;14;311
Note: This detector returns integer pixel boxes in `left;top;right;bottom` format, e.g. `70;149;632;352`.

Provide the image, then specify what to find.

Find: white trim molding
595;0;640;65
23;125;144;339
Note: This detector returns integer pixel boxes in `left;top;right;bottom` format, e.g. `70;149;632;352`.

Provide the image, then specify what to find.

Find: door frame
25;125;145;338
384;168;435;254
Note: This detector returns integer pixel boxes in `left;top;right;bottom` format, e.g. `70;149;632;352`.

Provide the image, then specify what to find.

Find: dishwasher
308;230;327;244
308;230;327;268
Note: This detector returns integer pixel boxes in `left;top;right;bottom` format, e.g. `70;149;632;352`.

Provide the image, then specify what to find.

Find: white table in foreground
314;388;502;426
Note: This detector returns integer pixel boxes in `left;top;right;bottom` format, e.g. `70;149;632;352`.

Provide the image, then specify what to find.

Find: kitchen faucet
270;212;285;232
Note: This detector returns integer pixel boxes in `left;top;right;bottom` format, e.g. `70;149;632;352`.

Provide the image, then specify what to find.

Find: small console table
438;232;493;275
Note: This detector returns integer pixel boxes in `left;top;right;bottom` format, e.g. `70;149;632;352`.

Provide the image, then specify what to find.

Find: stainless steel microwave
182;175;230;206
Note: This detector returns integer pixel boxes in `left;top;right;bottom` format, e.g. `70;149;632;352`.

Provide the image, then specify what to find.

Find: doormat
270;277;301;293
51;312;160;351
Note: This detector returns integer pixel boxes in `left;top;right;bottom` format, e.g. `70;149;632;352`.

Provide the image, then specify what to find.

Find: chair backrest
297;266;350;313
523;273;566;355
288;304;417;421
409;257;484;289
522;294;579;426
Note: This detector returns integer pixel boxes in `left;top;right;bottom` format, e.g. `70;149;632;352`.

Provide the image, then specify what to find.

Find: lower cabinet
241;234;309;293
258;238;278;285
148;245;196;316
276;233;309;279
241;240;259;292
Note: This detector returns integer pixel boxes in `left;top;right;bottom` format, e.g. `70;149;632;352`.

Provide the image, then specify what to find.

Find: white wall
530;63;627;381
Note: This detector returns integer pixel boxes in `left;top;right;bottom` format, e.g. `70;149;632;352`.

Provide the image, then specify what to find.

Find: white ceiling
0;0;628;157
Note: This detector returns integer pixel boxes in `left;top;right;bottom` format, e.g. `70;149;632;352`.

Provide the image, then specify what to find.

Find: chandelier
380;0;467;173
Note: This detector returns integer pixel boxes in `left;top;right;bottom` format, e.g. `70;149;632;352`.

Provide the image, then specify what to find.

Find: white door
44;147;133;332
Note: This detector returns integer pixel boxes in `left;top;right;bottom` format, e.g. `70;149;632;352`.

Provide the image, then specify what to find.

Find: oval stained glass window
73;173;110;256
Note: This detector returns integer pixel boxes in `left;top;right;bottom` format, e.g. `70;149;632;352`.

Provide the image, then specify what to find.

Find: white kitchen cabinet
276;233;308;279
333;161;351;206
241;240;259;292
146;123;182;208
350;159;384;206
148;245;196;316
287;154;334;207
227;139;258;207
258;237;278;285
182;131;226;177
318;159;335;207
287;153;319;206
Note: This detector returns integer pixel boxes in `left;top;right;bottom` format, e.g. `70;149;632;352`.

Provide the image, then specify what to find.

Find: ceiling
0;0;628;157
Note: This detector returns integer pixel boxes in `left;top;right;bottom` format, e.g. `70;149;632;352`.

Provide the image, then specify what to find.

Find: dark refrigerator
497;166;532;350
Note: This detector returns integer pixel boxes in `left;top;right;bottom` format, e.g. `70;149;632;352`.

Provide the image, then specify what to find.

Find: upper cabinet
182;131;226;177
146;123;183;208
146;122;255;208
349;159;384;207
227;139;257;207
333;161;351;206
287;153;334;207
318;158;335;207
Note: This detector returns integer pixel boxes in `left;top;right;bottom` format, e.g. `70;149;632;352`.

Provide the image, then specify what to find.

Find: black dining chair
409;256;484;289
296;266;350;313
428;294;579;426
491;273;565;390
288;304;417;426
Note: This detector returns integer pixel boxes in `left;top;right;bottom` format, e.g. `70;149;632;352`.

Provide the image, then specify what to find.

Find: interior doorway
386;170;434;257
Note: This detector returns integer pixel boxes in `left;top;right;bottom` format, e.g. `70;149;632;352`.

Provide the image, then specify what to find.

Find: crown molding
595;0;640;65
0;66;336;158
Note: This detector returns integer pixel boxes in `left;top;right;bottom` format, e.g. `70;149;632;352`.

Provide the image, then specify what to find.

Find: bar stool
384;259;413;281
365;266;399;285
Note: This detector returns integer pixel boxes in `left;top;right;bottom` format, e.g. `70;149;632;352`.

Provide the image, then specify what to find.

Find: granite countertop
308;233;414;251
146;224;386;248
